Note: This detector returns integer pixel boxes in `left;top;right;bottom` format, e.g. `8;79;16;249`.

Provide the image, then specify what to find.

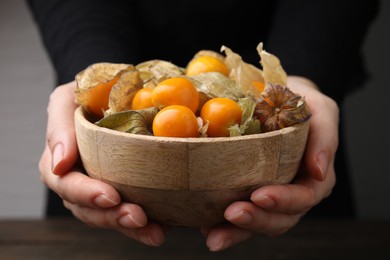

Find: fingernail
225;209;253;225
317;151;329;181
51;143;64;173
139;233;154;246
119;213;145;228
94;194;118;208
139;233;162;246
209;238;232;252
251;195;275;209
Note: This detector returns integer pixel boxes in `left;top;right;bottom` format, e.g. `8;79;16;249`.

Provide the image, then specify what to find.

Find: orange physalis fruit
151;77;200;113
251;80;265;93
186;56;229;76
200;97;242;137
84;76;120;117
152;105;199;138
132;88;154;110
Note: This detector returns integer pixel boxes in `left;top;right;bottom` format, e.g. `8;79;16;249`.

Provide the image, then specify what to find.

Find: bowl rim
75;106;307;144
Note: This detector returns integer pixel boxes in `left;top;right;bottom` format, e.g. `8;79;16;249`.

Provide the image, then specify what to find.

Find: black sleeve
265;0;379;103
26;0;139;85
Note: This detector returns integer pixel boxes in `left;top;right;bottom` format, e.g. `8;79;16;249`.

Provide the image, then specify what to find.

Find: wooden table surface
1;217;389;259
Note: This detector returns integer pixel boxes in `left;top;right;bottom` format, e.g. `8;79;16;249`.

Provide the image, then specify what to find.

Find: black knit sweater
26;0;379;217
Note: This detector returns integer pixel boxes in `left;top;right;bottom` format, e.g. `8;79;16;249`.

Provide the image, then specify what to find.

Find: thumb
304;94;339;182
46;81;79;175
287;76;339;182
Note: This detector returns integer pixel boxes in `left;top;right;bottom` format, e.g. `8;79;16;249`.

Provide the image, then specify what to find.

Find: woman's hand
202;76;338;251
39;77;338;250
39;81;166;246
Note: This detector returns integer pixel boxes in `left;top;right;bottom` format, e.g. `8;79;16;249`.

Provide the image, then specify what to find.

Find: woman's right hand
39;81;165;246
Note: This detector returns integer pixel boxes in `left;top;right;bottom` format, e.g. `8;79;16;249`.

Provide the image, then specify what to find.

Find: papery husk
239;97;261;134
75;63;135;107
222;45;265;100
105;70;143;115
221;43;289;100
135;60;184;88
257;43;287;87
229;97;261;136
96;107;158;135
189;72;244;102
197;117;209;137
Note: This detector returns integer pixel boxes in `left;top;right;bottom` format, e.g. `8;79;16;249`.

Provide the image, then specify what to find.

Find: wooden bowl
74;106;309;227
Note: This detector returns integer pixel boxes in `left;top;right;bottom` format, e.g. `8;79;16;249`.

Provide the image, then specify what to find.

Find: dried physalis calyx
254;84;311;132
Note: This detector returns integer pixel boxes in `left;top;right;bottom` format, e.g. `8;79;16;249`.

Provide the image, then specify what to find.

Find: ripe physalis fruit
200;97;242;137
75;63;142;118
132;88;154;110
186;56;229;77
151;77;200;113
152;105;199;138
254;84;311;132
185;50;229;77
76;42;311;138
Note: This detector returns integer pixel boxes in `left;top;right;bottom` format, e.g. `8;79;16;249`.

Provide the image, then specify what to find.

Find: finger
64;201;147;229
250;184;315;215
46;168;121;209
287;76;339;181
41;144;164;247
46;81;79;175
224;201;301;237
40;144;121;209
204;223;252;252
304;94;339;181
65;201;165;246
221;170;336;240
120;222;166;247
249;165;336;215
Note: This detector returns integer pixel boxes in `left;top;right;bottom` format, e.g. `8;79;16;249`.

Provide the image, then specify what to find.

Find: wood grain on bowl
75;107;309;227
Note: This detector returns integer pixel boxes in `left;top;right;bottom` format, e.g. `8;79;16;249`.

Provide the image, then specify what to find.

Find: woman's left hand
202;76;338;251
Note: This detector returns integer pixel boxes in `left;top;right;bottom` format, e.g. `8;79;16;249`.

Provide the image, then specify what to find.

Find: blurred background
0;0;389;220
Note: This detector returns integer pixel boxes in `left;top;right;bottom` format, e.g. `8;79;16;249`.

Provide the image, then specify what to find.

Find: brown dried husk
254;84;311;132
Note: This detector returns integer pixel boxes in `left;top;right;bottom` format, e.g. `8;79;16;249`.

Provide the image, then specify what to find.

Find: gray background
0;0;389;219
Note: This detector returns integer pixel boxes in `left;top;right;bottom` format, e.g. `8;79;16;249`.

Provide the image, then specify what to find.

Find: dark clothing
27;0;379;218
